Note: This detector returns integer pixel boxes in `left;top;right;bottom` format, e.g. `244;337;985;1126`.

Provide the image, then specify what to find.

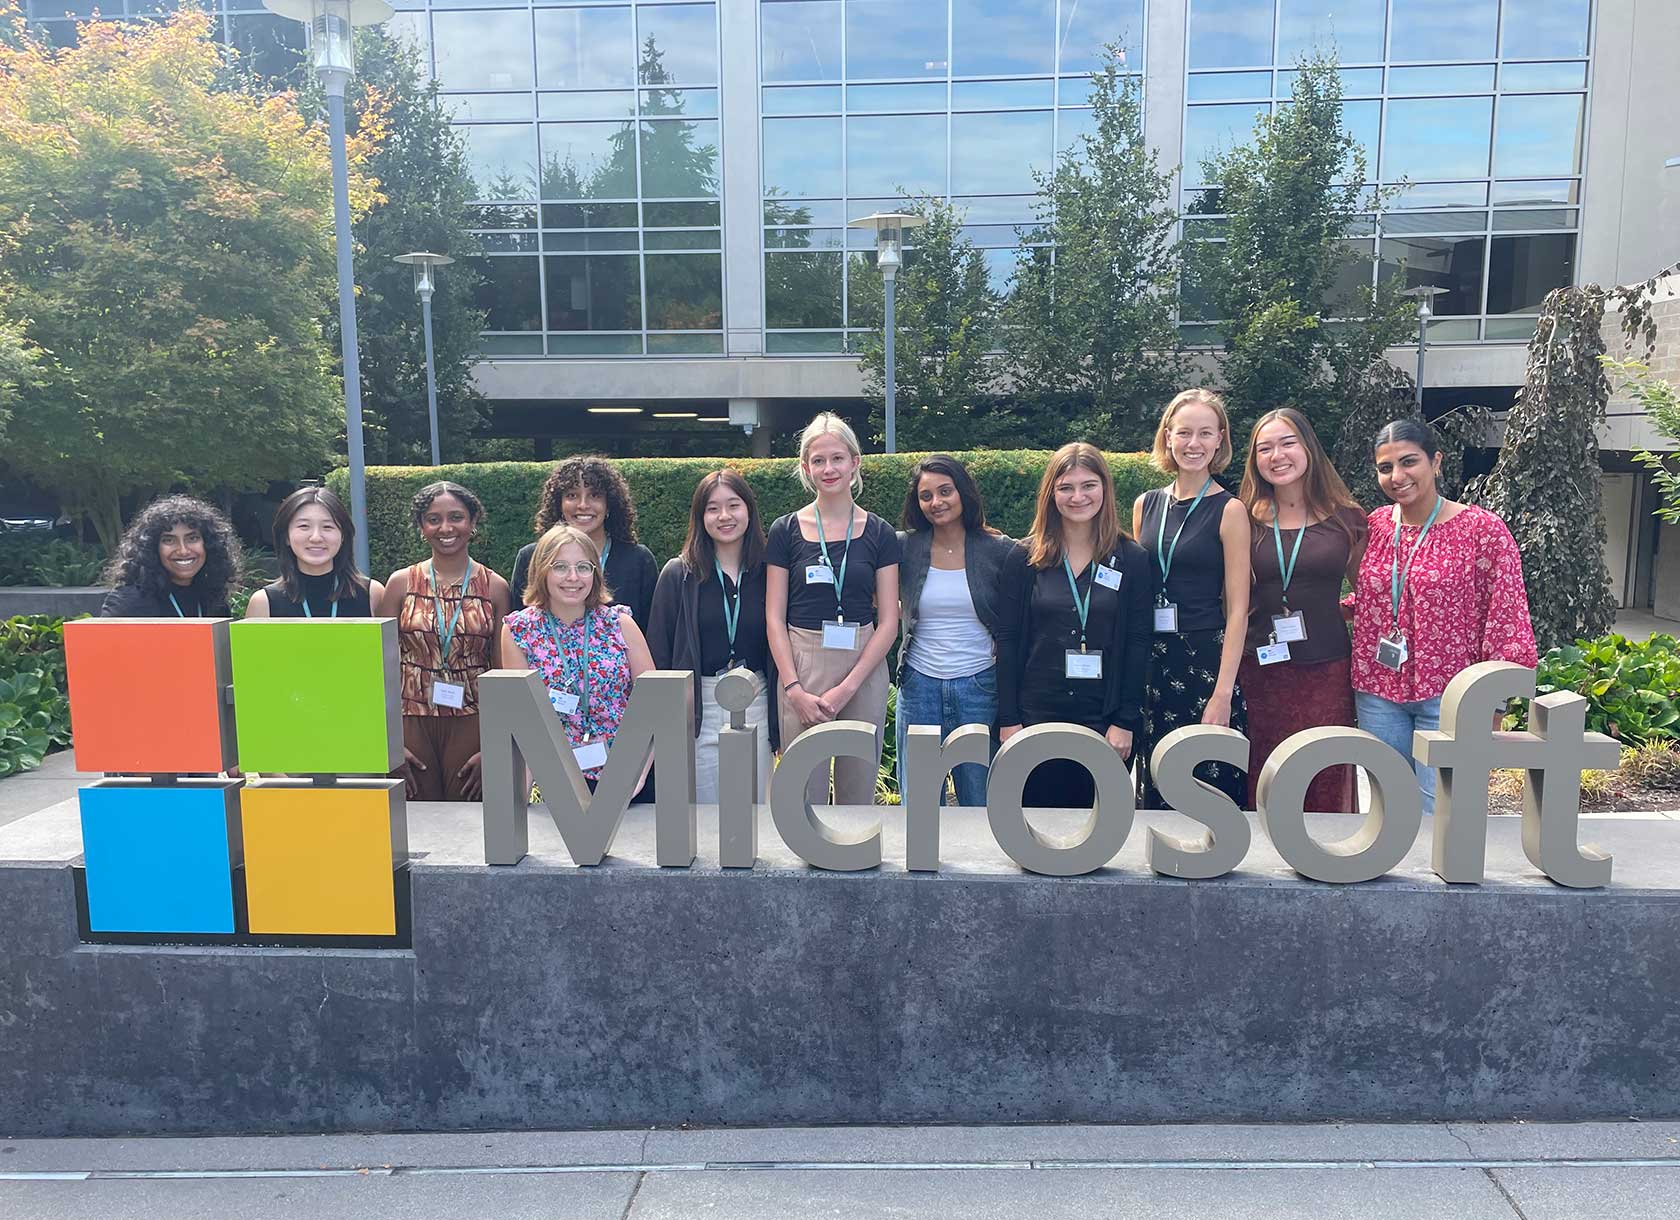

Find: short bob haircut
271;486;368;604
1151;388;1234;476
533;455;640;544
680;469;767;575
900;454;989;534
104;494;242;606
795;412;864;496
1026;443;1123;570
523;524;613;611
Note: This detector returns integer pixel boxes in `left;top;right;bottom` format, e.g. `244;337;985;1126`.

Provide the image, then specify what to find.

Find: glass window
764;198;850;225
765;225;847;249
642;88;718;118
385;10;430;68
1275;66;1384;96
1187;72;1272;102
471;256;543;330
1499;61;1586;90
952;0;1053;76
762;85;842;113
544;253;642;330
1491;179;1577;204
1277;0;1386;64
1386;65;1495;95
224;13;305;80
1424;318;1480;341
1491;207;1577;230
535;6;634;89
846;113;947;197
548;333;642;355
1484;317;1539;340
953;79;1055;109
1325;239;1376;314
1057;0;1145;73
763;117;844;197
1188;0;1274;70
761;0;841;81
1487;233;1575;313
434;10;533;90
645;230;717;249
952;111;1052;194
1500;0;1590;60
846;83;947;112
1058;107;1097;160
1387;0;1497;62
1381;210;1489;234
539;91;636;121
636;4;717;85
639;118;720;197
538;121;638;199
1381;97;1492;182
1183;103;1268;183
477;335;545;356
468;203;539;229
766;331;847;352
543;202;638;228
646;201;721;226
845;0;948;78
981;248;1017;300
444;94;537;123
951;195;1040;223
1378;236;1486;315
645;254;722;328
1388;181;1489;209
1494;93;1583;178
648;333;724;353
478;232;541;252
765;252;844;327
1340;99;1380;180
460;124;539;200
543;231;639;251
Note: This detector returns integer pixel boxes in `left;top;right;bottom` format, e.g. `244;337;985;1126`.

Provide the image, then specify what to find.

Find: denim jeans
1355;691;1443;814
895;663;998;808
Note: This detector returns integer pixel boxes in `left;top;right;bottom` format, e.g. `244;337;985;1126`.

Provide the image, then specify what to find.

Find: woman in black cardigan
646;470;778;804
510;456;659;630
99;495;242;618
996;443;1154;808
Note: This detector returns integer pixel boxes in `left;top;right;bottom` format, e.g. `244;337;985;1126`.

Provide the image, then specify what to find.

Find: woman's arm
377;569;408;617
1203;497;1252;727
498;621;531;671
1131;492;1148;543
244;588;270;619
367;579;386;613
820;563;900;715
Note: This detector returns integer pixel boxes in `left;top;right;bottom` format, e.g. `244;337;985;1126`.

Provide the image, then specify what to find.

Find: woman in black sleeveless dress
244;486;381;618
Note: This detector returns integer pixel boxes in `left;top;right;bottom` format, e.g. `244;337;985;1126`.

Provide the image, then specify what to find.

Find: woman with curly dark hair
99;494;242;618
509;455;659;630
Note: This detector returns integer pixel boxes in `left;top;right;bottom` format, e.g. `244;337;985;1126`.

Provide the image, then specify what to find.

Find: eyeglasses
550;562;596;578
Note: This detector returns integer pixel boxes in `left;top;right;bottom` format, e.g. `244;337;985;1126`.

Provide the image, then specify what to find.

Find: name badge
1153;603;1179;633
549;689;580;716
805;563;835;585
430;679;465;709
1064;650;1103;680
1272;612;1307;643
1375;633;1408;671
1256;641;1292;666
822;619;859;650
1093;564;1122;591
573;737;609;771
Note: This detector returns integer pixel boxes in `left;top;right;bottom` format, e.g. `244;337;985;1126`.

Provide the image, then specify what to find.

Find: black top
995;539;1155;734
99;582;230;619
766;510;902;629
511;538;659;631
259;571;375;618
695;564;770;675
1138;485;1233;632
647;556;782;748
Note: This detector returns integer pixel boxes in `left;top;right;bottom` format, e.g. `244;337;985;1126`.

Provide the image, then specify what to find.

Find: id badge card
805;563;835;585
549;688;580;716
1375;633;1408;671
573;737;608;771
1093;564;1122;591
430;679;466;709
1256;641;1292;666
822;619;859;650
1153;602;1179;633
1064;649;1103;680
1272;611;1307;643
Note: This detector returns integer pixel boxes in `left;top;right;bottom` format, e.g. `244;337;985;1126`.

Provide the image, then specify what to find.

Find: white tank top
906;566;994;679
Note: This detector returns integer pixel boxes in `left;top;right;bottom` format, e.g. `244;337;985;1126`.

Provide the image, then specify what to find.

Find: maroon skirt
1239;653;1357;814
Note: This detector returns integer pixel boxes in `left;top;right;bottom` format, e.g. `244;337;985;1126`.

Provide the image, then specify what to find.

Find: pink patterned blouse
1350;504;1538;703
505;603;633;779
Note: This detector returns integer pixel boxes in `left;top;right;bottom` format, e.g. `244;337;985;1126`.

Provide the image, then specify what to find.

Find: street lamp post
1402;284;1447;413
848;211;925;454
394;252;455;467
264;0;393;573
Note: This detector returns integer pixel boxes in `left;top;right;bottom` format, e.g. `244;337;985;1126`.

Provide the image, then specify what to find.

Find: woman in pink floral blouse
1351;419;1537;813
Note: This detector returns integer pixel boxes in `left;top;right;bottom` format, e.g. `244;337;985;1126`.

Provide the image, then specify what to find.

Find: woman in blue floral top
500;524;654;787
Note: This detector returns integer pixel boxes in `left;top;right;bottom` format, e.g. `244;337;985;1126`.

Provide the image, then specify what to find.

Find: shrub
0;614;74;777
29;539;105;586
1522;632;1680;745
1616;740;1680;790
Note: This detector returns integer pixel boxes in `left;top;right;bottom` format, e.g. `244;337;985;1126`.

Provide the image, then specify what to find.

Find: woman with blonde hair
1132;389;1251;809
765;413;901;806
996;443;1154;807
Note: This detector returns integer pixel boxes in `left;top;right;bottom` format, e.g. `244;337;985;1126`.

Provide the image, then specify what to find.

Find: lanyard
1389;497;1443;629
542;609;594;724
1062;556;1094;652
600;538;612;569
1271;512;1306;610
814;506;855;622
301;579;340;619
431;557;473;664
1154;478;1214;590
715;559;742;662
168;592;200;618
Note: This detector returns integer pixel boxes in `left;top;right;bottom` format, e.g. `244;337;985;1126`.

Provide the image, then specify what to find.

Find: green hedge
331;451;1167;582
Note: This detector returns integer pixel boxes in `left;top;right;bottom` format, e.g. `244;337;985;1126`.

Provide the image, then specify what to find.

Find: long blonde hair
1026;443;1123;569
523;524;613;611
795;412;864;496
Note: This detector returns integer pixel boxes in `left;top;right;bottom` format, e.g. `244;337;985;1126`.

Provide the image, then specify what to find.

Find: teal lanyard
1271;513;1306;612
814;507;855;622
168;592;199;618
1062;556;1094;652
1389;497;1443;630
715;559;742;663
431;557;473;664
1154;478;1214;591
301;579;340;619
541;609;593;724
600;538;612;568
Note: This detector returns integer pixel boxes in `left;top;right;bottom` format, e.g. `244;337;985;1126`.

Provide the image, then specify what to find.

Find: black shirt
511;538;659;631
259;571;374;618
696;564;769;675
766;510;901;629
100;582;230;618
1138;485;1233;632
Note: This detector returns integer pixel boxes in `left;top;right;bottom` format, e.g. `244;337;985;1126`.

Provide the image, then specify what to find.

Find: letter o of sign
985;724;1134;876
1256;727;1423;884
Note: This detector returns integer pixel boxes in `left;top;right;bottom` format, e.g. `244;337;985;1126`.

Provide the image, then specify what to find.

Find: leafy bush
0;614;74;777
28;538;105;586
0;525;58;586
876;683;900;805
1526;633;1680;745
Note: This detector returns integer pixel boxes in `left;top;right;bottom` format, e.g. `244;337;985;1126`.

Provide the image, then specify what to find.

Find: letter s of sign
1143;725;1251;879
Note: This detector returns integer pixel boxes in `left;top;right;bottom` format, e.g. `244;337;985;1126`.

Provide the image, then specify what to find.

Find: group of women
100;391;1538;814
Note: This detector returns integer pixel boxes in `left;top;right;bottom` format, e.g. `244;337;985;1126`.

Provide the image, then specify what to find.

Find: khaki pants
776;623;889;807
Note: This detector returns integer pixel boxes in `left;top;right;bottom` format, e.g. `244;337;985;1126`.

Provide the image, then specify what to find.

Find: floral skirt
1238;652;1357;814
1136;628;1248;811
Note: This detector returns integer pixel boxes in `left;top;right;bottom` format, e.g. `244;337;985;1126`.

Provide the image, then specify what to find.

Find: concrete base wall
0;587;106;619
2;802;1679;1136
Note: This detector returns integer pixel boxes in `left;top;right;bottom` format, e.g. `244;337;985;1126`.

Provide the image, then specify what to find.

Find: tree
853;196;1003;451
0;11;378;548
1006;45;1186;448
1616;359;1680;523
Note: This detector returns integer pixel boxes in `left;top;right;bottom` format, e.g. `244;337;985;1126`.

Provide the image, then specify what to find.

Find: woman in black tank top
244;487;383;619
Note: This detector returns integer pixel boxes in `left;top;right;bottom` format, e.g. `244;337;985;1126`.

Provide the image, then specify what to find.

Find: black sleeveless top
1139;485;1231;633
260;571;375;618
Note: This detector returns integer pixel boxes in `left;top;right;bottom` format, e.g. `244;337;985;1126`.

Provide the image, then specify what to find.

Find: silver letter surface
1144;725;1251;879
984;724;1133;876
902;723;991;871
715;668;761;867
1258;727;1422;883
769;721;882;871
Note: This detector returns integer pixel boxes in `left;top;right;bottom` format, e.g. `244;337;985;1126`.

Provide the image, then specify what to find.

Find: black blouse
696;564;770;675
766;511;902;630
99;582;230;618
1138;485;1233;632
995;539;1156;734
259;571;375;618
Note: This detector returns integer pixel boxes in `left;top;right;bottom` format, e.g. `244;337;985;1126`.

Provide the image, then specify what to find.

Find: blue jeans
1355;691;1443;814
895;663;998;808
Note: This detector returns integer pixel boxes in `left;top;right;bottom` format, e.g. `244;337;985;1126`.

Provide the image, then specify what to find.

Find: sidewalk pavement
0;750;96;832
0;1122;1675;1219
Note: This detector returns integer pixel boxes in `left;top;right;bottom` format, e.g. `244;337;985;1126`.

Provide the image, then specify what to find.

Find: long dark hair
272;486;367;603
900;454;990;534
533;455;640;544
104;494;242;606
680;469;766;575
1239;407;1362;544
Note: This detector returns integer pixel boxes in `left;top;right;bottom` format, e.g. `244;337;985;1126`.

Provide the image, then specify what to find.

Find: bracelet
783;680;803;693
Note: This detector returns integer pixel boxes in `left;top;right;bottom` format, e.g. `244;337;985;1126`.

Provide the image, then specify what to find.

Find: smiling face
157;522;206;587
560;485;608;536
1168;403;1224;475
703;483;748;547
1053;464;1104;527
1374;441;1442;510
803;434;860;497
917;471;964;531
286;503;342;575
1254;418;1308;491
418;493;473;558
544;541;595;612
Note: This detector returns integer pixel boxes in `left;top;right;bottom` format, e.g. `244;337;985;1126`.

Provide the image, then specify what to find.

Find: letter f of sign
1414;661;1619;888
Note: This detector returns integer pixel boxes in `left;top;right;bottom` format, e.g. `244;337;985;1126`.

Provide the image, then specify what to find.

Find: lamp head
849;211;926;278
394;251;454;300
263;0;393;80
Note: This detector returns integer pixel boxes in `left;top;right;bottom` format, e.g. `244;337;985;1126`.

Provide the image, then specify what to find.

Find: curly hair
411;481;485;530
103;494;242;606
533;456;639;544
